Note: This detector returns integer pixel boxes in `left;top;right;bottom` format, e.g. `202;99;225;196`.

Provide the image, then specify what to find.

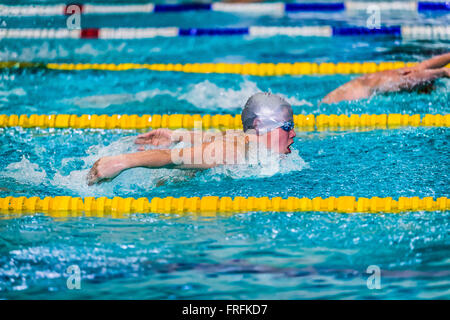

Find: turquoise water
0;3;449;299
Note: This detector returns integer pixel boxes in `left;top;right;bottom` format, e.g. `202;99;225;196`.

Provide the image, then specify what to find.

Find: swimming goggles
279;121;294;132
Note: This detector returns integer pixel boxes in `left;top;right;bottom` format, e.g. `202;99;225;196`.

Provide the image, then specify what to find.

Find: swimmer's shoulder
218;130;251;153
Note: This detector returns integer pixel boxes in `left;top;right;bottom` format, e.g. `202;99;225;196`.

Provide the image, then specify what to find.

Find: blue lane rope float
0;26;448;39
418;1;450;10
285;2;346;11
331;26;402;36
0;2;448;16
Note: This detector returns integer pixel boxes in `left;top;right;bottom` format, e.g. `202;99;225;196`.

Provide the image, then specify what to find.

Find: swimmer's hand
86;149;175;185
134;128;174;149
445;68;450;78
87;155;127;186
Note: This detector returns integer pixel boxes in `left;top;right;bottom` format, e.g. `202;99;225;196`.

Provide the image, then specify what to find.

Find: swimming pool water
0;1;449;299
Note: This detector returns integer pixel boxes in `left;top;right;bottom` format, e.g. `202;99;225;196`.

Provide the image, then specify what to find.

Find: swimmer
87;93;296;185
321;52;450;104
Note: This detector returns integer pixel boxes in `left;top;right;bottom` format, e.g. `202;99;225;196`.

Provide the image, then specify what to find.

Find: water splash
74;42;131;57
49;135;309;197
0;88;26;97
0;42;69;61
1;156;47;185
64;89;176;109
64;79;313;112
197;148;309;183
179;79;313;111
49;136;190;196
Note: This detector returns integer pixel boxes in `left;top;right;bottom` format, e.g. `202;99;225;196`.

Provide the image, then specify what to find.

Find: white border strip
345;1;418;11
402;25;450;39
249;26;333;37
0;4;65;16
98;27;179;39
212;3;285;15
0;28;80;39
83;4;155;14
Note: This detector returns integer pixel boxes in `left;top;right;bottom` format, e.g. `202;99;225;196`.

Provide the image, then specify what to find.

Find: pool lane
0;127;448;200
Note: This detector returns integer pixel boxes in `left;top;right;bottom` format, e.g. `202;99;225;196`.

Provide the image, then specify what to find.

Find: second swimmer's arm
399;68;450;90
415;52;450;70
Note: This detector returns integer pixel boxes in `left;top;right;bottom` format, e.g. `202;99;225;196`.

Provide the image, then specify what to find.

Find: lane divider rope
0;114;449;130
0;2;448;16
2;61;449;76
0;196;448;216
1;26;448;39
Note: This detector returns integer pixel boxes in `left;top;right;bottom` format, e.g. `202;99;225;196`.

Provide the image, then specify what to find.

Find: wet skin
87;127;296;185
321;52;450;104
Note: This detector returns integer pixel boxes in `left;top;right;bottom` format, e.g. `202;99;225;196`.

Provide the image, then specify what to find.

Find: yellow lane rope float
0;196;448;217
0;113;449;130
1;61;449;76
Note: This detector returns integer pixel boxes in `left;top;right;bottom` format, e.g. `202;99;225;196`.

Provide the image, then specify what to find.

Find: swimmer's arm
320;78;371;104
415;52;450;70
399;68;450;90
135;128;224;147
87;143;217;185
87;149;172;185
171;130;225;145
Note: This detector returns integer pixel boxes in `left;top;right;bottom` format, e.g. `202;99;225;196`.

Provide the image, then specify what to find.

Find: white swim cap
241;92;293;133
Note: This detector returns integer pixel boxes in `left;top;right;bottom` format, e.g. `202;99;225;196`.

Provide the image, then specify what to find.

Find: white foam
74;42;131;57
64;79;313;111
0;42;133;61
69;93;140;109
179;79;260;110
180;79;313;111
0;43;69;61
51;136;191;196
1;156;47;185
0;87;26;97
65;88;176;109
283;95;314;108
198;147;309;182
74;43;102;56
50;135;308;196
52;163;191;197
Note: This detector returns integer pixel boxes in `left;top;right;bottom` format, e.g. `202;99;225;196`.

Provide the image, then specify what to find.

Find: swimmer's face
267;127;296;154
